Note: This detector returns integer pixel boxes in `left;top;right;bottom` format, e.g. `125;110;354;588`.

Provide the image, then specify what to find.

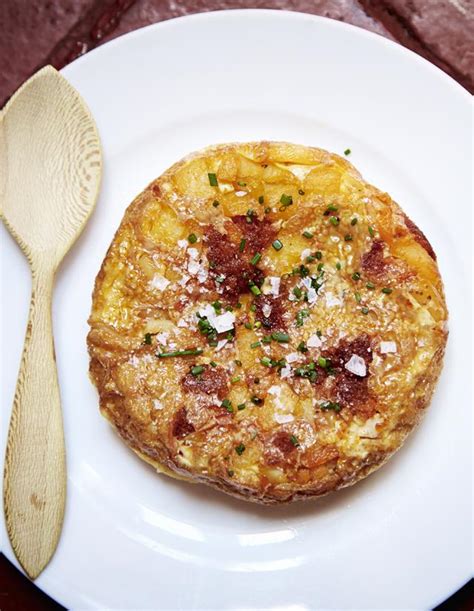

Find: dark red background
0;0;472;608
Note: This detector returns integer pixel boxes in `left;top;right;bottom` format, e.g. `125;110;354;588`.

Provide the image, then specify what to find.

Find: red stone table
0;0;472;608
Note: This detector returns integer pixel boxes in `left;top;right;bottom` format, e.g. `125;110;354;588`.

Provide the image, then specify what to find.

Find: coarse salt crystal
235;190;247;197
307;287;317;304
197;267;208;283
286;353;299;363
344;354;367;377
269;277;280;296
325;292;342;307
177;239;188;249
380;341;397;354
150;274;170;291
153;399;164;410
187;248;199;260
187;260;200;275
178;274;190;287
198;305;235;333
216;339;228;351
156;332;169;344
301;248;312;261
301;277;312;290
307;334;322;348
262;304;272;318
274;413;295;424
280;365;292;379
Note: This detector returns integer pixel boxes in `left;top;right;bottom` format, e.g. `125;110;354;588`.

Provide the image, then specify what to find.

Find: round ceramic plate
1;10;472;610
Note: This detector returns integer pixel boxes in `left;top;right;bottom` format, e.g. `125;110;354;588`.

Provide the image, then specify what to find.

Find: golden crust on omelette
87;142;447;504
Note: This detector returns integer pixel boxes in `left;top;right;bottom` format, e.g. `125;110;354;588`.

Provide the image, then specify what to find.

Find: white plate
1;10;472;610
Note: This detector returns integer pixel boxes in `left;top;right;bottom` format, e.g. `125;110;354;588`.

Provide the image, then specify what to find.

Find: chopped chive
306;255;316;263
237;403;246;411
271;332;290;343
293;287;303;299
157;348;203;358
351;217;358;226
227;469;234;477
366;282;375;289
290;434;300;447
210;361;217;367
258;195;265;204
336;262;342;270
250;304;256;312
144;333;153;345
212;200;220;207
235;443;246;455
381;287;393;294
250;252;262;265
221;399;233;412
208;173;218;186
254;321;262;329
361;307;369;315
250;285;261;296
212;300;222;312
296;309;310;327
188;233;197;244
329;216;340;226
354;292;362;303
315;251;322;260
235;302;242;309
272;239;283;251
261;357;272;367
317;262;324;272
244;322;253;329
317;356;328;368
239;238;246;252
368;226;375;237
264;207;271;214
297;341;308;353
344;234;353;242
231;376;241;384
215;274;225;283
326;204;338;213
191;365;204;376
303;231;313;239
352;272;361;281
234;359;242;366
280;193;293;207
237;181;247;187
251;396;263;405
298;189;305;195
250;341;261;349
320;401;342;412
344;148;351;156
261;336;272;344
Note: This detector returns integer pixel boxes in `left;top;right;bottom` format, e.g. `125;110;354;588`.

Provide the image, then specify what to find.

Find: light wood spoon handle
3;263;66;579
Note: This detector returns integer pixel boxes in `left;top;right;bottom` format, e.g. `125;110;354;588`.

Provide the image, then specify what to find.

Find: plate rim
2;8;472;610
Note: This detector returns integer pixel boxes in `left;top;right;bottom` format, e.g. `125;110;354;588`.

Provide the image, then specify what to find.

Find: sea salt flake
307;334;322;348
274;413;294;424
344;354;367;377
325;292;342;307
380;341;397;354
150;274;170;291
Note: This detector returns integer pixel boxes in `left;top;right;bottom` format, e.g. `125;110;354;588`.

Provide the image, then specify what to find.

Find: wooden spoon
1;66;102;579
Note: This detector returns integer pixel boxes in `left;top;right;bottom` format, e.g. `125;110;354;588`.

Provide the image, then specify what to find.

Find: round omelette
88;142;447;504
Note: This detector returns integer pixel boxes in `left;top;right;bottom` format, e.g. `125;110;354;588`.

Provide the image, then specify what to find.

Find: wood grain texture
1;65;102;579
